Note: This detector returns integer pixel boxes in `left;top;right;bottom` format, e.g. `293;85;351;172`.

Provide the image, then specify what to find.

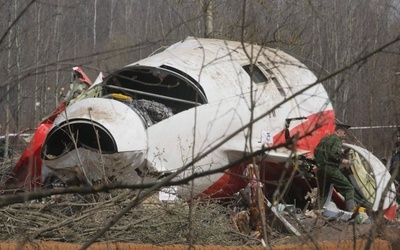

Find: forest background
1;0;400;160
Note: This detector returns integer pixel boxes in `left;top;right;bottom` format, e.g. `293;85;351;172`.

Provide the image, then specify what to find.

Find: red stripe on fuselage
195;110;335;200
5;102;67;190
273;110;335;156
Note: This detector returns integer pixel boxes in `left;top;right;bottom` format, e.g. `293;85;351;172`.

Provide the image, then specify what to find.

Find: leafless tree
1;0;400;248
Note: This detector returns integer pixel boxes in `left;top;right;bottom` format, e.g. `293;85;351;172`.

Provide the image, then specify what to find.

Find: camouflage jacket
314;134;342;168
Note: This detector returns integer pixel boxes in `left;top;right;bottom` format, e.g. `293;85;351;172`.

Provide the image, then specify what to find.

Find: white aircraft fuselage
41;37;394;214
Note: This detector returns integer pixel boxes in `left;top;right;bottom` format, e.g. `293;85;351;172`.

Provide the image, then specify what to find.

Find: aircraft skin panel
48;98;147;153
188;114;397;213
135;57;250;103
146;95;250;173
133;37;319;105
6;37;395;221
5;123;52;189
343;143;396;211
5;101;67;189
291;84;333;117
146;93;330;173
139;35;335;200
147;103;334;199
273;110;336;154
133;38;333;151
194;110;334;200
40;98;150;186
43;148;148;186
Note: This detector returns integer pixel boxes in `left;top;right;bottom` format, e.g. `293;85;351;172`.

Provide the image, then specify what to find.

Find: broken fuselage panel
40;38;336;205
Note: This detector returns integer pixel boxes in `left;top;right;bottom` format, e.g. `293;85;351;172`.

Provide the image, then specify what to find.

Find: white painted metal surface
43;98;149;184
137;37;334;199
51;98;147;152
43;38;334;199
343;143;396;211
39;37;397;221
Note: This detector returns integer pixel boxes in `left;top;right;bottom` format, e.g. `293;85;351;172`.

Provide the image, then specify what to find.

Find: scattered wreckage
3;37;397;235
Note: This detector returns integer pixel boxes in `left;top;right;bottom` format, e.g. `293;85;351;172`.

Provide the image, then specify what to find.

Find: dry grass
0;147;399;248
0;190;256;245
0;144;259;246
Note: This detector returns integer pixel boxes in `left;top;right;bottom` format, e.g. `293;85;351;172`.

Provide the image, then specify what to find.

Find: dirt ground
0;239;393;250
269;209;400;246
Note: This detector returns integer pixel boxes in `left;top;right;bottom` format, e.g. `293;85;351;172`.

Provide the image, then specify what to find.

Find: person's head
335;123;351;139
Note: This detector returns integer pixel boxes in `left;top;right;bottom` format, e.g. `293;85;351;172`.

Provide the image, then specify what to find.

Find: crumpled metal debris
130;99;173;126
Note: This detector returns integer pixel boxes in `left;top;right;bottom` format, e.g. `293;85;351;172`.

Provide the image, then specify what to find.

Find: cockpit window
102;66;207;115
243;63;286;97
242;64;268;84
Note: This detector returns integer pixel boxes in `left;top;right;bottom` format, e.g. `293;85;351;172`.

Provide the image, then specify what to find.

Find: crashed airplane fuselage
43;37;332;194
8;37;396;218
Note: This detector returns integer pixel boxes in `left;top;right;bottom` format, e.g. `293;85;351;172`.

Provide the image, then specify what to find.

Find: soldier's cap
335;123;351;131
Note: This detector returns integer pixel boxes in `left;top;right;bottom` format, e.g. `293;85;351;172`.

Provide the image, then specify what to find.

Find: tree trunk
54;0;61;106
202;0;213;38
5;3;12;158
93;0;97;51
14;0;21;131
34;1;41;125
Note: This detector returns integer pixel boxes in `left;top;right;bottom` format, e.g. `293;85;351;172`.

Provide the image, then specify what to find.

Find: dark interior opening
42;120;117;159
102;66;207;114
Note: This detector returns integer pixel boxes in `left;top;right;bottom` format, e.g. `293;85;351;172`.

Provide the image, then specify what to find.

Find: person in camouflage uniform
314;123;355;212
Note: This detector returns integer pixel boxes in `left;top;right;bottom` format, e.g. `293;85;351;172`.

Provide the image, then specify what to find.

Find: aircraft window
257;62;286;97
242;64;268;84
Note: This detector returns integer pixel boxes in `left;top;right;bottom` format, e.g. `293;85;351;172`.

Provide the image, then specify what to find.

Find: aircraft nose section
42;98;149;185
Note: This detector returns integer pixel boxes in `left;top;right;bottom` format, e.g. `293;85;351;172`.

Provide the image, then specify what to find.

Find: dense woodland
1;0;400;158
